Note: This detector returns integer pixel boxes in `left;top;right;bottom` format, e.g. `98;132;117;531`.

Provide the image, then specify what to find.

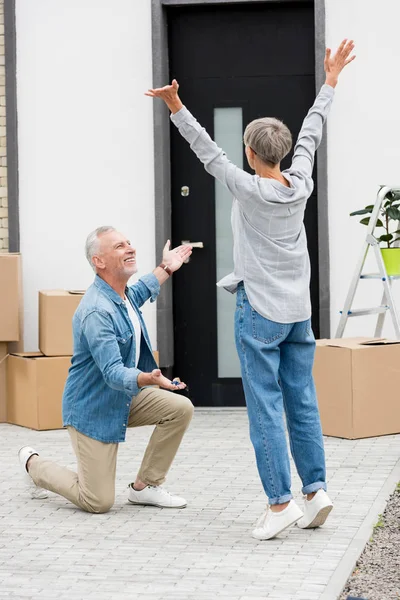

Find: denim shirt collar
94;274;129;306
62;271;160;444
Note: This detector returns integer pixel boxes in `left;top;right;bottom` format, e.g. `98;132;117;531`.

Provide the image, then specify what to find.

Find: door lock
181;186;190;197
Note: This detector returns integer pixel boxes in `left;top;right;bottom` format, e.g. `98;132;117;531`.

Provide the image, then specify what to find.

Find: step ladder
335;185;400;339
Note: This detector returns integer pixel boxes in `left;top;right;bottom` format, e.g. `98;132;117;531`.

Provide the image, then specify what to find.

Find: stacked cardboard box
0;253;22;423
38;290;85;356
0;253;22;343
3;280;160;431
38;290;159;362
7;353;72;430
313;337;400;439
7;290;85;430
0;343;7;423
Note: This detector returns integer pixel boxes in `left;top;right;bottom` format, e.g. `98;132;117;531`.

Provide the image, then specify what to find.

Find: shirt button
126;403;129;407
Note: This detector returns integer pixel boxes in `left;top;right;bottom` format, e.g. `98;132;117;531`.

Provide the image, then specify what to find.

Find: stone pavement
1;410;399;600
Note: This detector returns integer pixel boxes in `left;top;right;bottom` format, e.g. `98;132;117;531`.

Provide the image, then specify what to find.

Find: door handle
181;241;204;248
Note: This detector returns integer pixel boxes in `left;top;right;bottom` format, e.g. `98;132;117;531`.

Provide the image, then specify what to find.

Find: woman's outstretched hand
324;39;356;88
145;79;183;114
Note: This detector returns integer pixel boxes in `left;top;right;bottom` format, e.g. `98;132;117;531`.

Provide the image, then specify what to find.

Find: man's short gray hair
243;117;292;166
85;226;116;271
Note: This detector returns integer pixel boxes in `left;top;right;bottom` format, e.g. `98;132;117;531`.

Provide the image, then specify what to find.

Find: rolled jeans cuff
302;481;327;495
268;492;293;505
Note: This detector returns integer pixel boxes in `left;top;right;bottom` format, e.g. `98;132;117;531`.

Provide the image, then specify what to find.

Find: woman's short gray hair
85;226;116;271
243;117;292;166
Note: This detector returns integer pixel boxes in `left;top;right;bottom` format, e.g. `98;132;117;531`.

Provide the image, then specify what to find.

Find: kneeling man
19;226;193;513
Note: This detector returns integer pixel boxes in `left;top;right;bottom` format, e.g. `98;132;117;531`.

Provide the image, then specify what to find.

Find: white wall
16;1;400;352
326;0;400;339
15;0;156;351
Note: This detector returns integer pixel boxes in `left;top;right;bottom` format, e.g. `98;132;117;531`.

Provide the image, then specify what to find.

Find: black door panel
168;2;317;406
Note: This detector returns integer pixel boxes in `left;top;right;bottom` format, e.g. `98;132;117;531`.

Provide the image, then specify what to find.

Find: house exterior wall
11;0;400;352
15;0;156;351
326;0;400;338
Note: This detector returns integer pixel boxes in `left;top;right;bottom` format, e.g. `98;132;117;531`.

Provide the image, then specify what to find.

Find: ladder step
361;273;400;280
336;187;400;338
342;307;389;317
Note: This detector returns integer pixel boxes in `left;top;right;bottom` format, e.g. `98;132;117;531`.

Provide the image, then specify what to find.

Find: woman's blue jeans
235;283;327;505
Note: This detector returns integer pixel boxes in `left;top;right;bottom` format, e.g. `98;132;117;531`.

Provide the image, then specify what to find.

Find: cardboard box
7;353;71;430
0;253;22;342
39;290;85;356
314;337;400;439
0;343;7;422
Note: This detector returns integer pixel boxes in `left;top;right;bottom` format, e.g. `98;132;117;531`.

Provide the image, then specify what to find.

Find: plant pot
381;247;400;276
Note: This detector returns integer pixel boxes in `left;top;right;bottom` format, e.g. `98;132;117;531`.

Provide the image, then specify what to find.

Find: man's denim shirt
62;273;160;443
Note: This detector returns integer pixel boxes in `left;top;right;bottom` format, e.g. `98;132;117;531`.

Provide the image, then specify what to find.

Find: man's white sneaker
18;446;49;500
127;483;187;508
252;499;303;540
296;489;333;529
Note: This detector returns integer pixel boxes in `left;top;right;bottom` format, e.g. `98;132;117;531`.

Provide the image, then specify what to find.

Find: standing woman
146;40;355;540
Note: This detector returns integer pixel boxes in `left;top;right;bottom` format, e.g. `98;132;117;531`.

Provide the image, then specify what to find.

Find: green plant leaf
350;208;373;216
385;199;400;208
359;217;384;227
386;207;400;220
379;234;394;242
373;513;385;529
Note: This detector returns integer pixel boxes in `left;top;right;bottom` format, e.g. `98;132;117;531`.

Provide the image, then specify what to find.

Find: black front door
168;2;317;406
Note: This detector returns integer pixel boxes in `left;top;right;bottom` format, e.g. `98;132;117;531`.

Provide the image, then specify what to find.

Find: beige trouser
29;387;194;513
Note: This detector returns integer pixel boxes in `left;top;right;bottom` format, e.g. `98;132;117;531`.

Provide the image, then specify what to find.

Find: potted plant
350;189;400;276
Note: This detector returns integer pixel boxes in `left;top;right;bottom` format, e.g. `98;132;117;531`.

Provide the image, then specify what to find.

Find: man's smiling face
92;230;138;280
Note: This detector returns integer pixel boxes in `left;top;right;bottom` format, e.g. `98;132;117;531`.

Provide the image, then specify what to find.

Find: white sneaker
127;483;187;508
252;499;303;540
296;489;333;529
18;446;49;500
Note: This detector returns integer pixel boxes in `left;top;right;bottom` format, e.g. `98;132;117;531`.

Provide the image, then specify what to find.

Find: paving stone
1;414;399;599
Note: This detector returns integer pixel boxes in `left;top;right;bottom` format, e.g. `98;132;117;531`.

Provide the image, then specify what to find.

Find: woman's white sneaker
252;499;303;540
128;483;187;508
296;489;333;529
18;446;49;500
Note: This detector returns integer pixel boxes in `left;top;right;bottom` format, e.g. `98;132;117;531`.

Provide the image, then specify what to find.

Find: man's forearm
137;372;152;387
152;265;170;286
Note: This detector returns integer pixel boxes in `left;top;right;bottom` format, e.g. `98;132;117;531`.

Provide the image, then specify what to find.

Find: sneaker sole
299;504;333;529
252;513;302;541
128;499;187;509
18;447;49;500
30;489;49;500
